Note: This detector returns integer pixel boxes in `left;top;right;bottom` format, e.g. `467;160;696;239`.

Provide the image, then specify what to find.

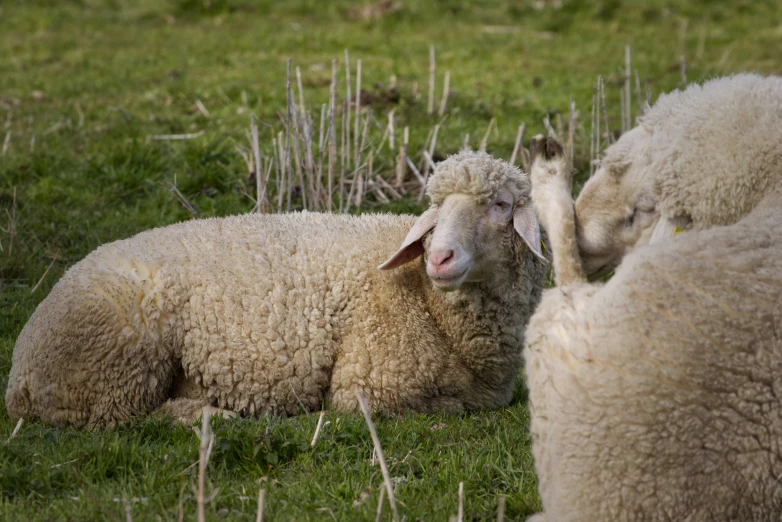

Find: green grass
1;0;781;519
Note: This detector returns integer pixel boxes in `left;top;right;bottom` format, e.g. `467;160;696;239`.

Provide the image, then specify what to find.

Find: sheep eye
494;201;511;211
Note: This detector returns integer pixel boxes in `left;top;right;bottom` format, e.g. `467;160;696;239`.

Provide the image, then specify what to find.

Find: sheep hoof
530;135;564;163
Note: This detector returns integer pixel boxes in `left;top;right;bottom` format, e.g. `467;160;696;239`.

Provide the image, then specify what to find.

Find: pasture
1;0;780;519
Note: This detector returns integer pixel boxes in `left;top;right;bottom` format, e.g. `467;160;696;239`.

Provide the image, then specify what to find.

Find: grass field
1;0;781;519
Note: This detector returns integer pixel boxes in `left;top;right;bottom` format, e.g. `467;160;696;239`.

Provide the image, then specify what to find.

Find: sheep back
639;73;782;228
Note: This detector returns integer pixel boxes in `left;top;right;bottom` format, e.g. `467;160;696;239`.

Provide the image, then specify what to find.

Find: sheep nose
430;249;455;267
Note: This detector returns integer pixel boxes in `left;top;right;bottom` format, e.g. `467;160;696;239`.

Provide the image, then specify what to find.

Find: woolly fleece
525;190;782;521
6;155;546;429
635;73;782;227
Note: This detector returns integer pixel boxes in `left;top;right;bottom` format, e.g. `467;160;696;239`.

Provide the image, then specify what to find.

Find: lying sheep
5;150;547;429
524;73;782;522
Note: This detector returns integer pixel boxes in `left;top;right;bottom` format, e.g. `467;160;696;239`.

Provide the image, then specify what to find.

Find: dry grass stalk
619;88;626;136
600;74;612;145
679;18;689;59
635;69;644;116
2;131;10;157
438;70;451;117
296;66;306;121
463;133;470;150
30;249;60;294
1;186;17;255
457;482;464;522
250;116;263;213
509;124;525;167
680;55;687;86
355;59;362;170
395;126;409;188
328;60;337;212
122;498;133;522
374;484;386;522
590;93;596;177
277;131;286;213
406;156;425;187
376;175;402;200
318;103;327;208
388;110;395;151
74;102;85;127
428;45;436;115
195;100;210;118
339;101;347;213
149;130;205;141
567;96;576;177
496;495;505;522
6;417;23;443
345;50;352;169
30;134;35;154
287;92;307;212
355;390;401;522
296;66;316;209
165;178;199;217
479;117;495;152
624;45;632;133
255;488;266;522
595;77;601;163
196;408;215;522
285;60;294;212
310;411;327;448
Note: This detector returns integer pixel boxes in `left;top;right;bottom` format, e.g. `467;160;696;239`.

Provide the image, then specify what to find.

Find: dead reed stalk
355;390;400;522
428;45;436;115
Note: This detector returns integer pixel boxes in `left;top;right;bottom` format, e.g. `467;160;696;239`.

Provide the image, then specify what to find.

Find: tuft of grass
2;0;781;519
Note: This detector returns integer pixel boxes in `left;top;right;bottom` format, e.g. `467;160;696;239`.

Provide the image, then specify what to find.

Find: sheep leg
528;136;586;286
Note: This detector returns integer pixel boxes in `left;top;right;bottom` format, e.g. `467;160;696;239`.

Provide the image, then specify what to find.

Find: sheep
5;150;548;429
568;73;782;279
523;76;782;522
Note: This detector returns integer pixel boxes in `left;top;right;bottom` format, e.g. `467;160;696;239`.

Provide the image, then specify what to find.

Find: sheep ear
513;203;548;263
378;207;438;270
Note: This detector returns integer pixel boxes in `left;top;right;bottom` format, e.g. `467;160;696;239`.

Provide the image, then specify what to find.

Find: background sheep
565;73;782;278
523;77;782;522
5;150;547;429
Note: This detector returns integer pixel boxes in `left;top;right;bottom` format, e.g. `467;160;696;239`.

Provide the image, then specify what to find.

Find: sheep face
378;151;546;290
425;187;536;291
573;127;662;277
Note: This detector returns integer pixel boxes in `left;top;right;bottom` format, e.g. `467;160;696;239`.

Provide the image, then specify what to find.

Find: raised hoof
530;135;565;163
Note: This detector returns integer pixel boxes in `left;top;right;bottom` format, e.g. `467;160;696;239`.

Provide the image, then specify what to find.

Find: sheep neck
421;265;533;397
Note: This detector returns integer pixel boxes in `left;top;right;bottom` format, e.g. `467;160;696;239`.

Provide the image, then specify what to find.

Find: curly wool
427;149;530;206
637;73;782;227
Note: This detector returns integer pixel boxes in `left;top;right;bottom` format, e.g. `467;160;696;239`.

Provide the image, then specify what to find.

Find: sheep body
6;151;546;428
525;192;782;521
526;78;782;522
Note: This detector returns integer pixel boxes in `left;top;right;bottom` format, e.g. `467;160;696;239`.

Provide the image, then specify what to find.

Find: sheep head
572;126;670;277
378;150;546;292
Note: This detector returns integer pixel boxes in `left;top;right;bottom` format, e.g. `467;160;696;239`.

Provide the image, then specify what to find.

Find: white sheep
5;150;547;429
571;72;782;278
524;73;782;522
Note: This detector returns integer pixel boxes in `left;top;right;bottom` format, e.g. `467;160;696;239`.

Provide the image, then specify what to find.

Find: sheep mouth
429;269;469;291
